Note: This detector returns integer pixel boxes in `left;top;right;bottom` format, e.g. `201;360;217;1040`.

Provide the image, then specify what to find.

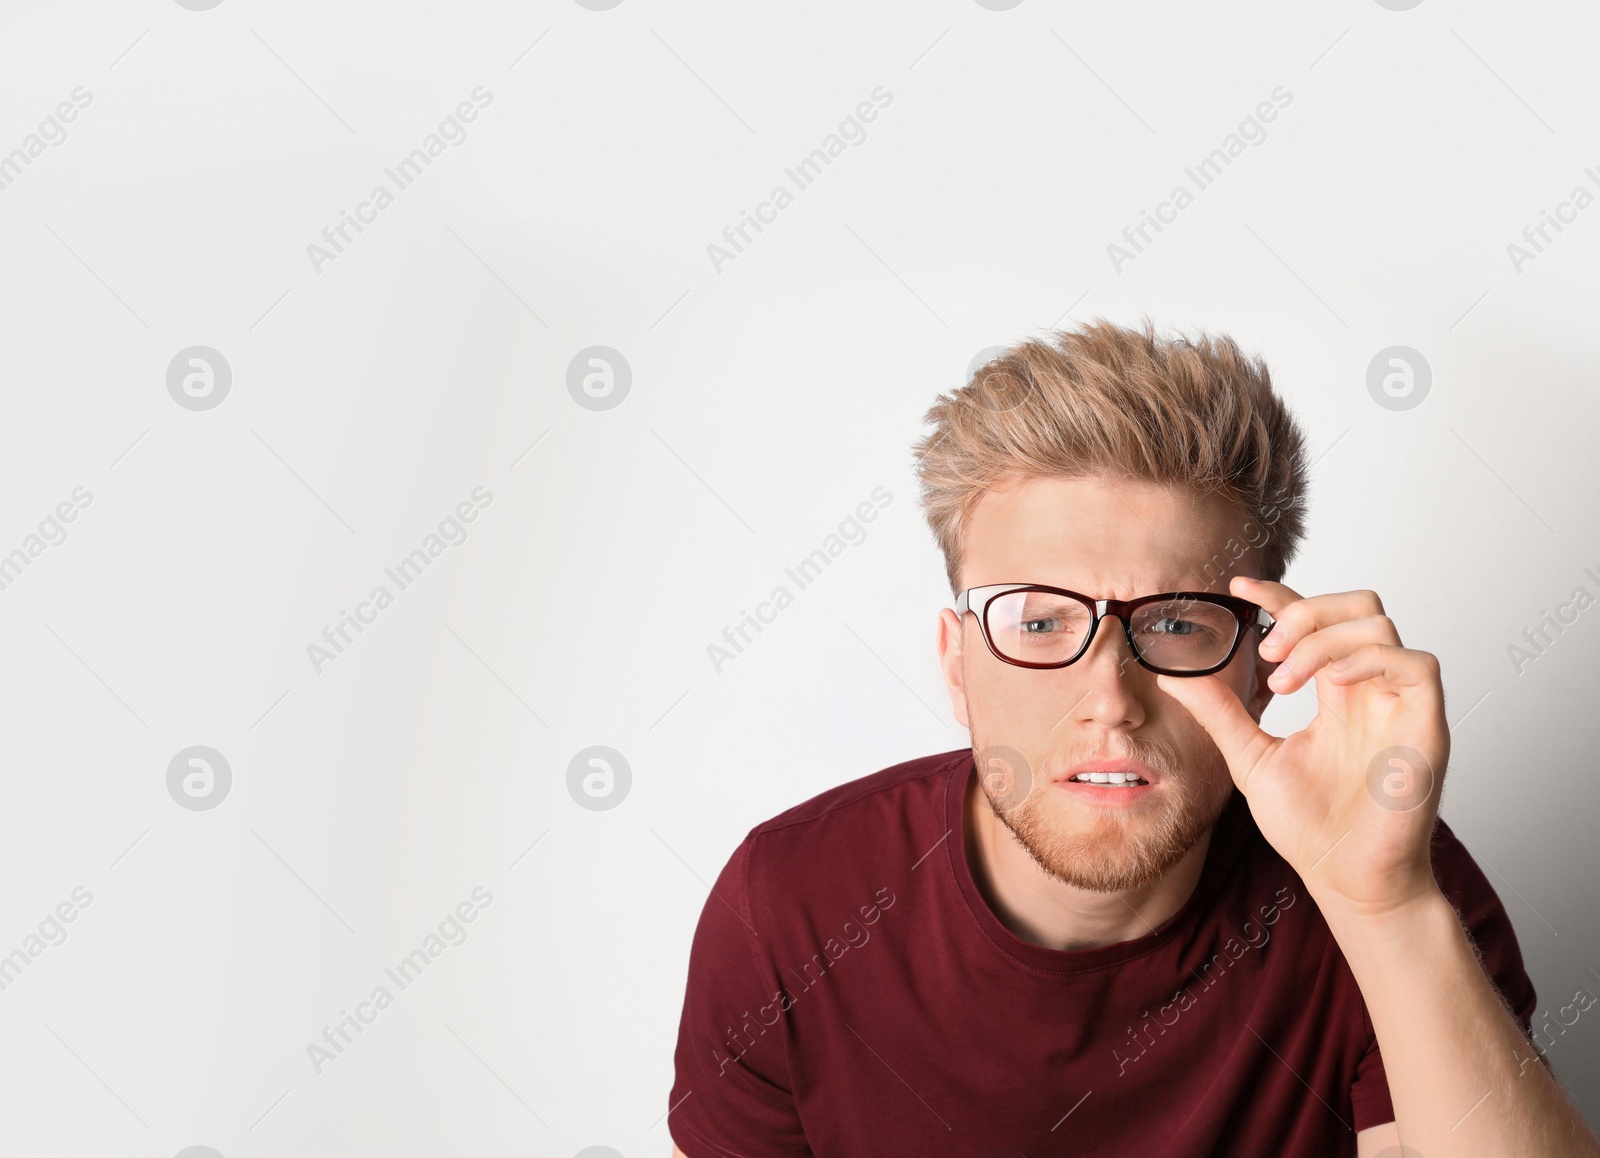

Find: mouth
1068;771;1149;786
1052;757;1161;801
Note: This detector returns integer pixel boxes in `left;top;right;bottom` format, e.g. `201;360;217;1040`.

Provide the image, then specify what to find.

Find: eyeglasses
953;584;1274;677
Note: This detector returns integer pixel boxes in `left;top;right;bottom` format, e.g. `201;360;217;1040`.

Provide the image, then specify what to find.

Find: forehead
961;475;1256;597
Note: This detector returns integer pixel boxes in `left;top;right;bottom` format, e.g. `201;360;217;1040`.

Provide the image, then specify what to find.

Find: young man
666;321;1599;1156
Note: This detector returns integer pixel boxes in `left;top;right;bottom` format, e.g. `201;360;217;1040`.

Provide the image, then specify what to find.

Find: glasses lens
1128;597;1241;672
986;590;1094;665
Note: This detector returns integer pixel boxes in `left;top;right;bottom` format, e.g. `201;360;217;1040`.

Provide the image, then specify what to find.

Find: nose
1062;613;1146;731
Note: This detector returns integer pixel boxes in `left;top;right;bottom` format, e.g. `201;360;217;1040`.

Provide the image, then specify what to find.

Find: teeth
1072;771;1146;786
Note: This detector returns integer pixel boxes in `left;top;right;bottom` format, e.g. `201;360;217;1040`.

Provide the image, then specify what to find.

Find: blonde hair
913;318;1310;596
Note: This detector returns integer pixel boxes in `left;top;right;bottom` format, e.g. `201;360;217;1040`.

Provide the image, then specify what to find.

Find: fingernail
1330;657;1352;672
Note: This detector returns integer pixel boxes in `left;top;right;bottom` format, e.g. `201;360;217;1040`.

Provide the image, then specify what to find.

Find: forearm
1320;886;1599;1158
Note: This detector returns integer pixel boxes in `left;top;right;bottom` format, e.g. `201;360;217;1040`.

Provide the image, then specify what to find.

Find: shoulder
752;746;968;839
1427;815;1498;911
726;746;970;901
1214;803;1508;924
1427;817;1533;1009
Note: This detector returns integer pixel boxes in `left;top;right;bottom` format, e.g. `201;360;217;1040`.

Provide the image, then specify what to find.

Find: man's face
935;475;1277;893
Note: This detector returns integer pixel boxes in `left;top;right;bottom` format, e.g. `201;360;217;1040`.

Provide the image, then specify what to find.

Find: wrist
1309;879;1452;953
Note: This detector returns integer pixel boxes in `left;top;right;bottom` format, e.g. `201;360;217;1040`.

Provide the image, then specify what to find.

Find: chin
993;772;1230;894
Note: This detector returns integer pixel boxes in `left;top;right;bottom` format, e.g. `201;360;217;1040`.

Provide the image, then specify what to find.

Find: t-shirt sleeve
668;832;813;1157
1348;817;1540;1131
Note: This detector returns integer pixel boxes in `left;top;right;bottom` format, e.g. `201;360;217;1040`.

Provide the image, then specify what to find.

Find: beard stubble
972;727;1234;893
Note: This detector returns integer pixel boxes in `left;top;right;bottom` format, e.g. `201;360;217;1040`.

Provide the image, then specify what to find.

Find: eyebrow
1026;578;1218;596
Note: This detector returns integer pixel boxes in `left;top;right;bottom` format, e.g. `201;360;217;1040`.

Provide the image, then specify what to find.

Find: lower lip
1055;779;1157;805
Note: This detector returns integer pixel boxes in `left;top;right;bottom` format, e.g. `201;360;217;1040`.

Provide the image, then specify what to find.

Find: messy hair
913;318;1310;595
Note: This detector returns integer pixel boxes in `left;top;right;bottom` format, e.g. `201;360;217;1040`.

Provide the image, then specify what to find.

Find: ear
935;608;971;730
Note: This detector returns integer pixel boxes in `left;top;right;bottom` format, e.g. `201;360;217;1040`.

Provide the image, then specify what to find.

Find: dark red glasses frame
953;583;1275;677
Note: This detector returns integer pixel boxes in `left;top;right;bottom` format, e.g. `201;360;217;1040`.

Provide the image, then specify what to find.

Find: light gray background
1;0;1597;1154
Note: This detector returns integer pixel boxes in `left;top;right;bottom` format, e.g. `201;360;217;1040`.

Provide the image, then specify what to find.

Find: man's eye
1022;618;1061;634
1150;616;1198;635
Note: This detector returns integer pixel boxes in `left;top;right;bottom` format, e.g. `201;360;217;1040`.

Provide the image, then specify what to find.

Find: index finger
1232;578;1393;658
1229;576;1304;616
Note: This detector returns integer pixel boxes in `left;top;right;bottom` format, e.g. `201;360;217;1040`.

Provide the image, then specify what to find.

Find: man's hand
1156;576;1449;919
1161;575;1600;1158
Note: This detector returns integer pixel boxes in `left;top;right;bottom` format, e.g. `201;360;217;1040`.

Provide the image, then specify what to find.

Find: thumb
1156;673;1276;790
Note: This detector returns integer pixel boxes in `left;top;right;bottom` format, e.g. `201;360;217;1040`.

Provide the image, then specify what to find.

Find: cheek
968;666;1087;725
965;670;1095;765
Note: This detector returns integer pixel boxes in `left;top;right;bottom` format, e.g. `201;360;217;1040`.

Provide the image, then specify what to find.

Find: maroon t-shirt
668;747;1537;1157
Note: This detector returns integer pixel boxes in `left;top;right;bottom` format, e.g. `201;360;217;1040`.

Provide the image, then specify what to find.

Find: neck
963;773;1214;951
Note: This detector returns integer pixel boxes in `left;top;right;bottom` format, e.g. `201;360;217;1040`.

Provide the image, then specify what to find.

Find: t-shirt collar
942;749;1253;975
